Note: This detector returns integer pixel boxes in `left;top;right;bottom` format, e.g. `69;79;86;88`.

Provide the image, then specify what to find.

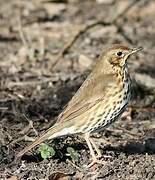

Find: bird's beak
129;47;143;55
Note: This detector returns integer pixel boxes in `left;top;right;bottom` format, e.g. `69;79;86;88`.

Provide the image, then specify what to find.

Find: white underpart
48;126;75;140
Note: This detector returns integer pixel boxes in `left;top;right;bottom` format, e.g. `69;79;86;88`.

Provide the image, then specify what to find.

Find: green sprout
67;147;79;163
38;143;55;159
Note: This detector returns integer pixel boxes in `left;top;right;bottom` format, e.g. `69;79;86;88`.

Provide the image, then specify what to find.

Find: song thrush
16;44;142;165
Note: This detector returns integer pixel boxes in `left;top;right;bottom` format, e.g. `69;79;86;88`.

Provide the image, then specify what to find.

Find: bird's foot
86;154;113;168
87;157;106;168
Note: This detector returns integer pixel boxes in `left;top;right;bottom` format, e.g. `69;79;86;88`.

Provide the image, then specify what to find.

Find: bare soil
0;0;155;179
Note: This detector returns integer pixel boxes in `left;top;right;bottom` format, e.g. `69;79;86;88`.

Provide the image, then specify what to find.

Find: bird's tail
16;122;75;158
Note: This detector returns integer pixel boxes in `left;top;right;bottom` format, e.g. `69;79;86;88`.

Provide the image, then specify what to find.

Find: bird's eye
116;51;123;56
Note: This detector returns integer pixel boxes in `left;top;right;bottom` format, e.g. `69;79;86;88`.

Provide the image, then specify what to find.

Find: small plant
66;147;79;163
38;143;55;159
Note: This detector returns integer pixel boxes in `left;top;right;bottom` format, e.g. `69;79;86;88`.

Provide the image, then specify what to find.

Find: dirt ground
0;0;155;179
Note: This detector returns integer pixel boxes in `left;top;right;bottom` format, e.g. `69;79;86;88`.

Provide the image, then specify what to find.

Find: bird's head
105;45;142;67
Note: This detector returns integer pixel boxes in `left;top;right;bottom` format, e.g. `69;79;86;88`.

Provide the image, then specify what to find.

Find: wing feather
57;70;116;123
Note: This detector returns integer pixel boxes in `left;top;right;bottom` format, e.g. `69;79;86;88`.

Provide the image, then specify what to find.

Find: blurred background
0;0;155;179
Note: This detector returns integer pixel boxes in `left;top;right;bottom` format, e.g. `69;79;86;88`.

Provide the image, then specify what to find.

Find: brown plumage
16;44;142;165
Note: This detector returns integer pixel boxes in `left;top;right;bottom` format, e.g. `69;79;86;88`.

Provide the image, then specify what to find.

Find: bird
16;44;142;165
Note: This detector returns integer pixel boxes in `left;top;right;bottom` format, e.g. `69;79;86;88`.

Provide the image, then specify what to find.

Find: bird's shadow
18;136;155;164
104;137;155;156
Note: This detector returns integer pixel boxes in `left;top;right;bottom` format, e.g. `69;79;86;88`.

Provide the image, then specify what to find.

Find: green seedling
66;147;79;163
38;143;55;159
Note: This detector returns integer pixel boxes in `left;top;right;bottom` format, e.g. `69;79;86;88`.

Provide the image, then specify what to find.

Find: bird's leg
84;133;108;167
90;137;112;159
84;133;97;162
89;137;102;158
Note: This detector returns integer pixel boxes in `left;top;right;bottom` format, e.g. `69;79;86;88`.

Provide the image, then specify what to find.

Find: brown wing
57;56;116;123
